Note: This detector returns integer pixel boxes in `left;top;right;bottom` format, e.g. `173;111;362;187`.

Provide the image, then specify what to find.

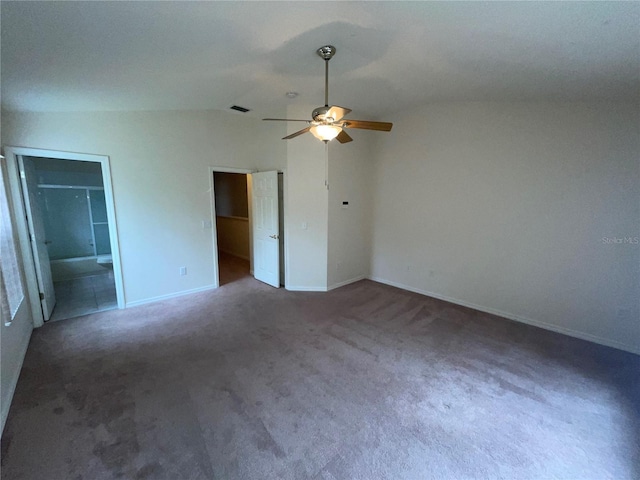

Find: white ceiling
2;1;638;119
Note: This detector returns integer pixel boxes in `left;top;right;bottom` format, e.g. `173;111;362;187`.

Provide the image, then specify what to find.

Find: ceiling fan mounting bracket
317;45;336;60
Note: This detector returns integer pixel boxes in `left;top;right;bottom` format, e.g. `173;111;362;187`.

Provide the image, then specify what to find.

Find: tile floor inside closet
50;272;117;322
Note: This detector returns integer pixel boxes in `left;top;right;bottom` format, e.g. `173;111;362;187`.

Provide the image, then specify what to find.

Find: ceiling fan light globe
310;124;342;142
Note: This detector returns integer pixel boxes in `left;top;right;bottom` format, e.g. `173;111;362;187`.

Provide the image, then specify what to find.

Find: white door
251;171;280;288
18;157;56;320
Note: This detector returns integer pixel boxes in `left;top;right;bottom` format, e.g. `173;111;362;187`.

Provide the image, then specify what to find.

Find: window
0;158;25;324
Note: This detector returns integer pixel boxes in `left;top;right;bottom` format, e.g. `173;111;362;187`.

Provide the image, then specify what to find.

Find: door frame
208;167;287;288
3;147;125;327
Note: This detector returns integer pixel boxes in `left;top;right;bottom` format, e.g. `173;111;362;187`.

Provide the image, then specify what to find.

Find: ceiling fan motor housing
312;106;333;122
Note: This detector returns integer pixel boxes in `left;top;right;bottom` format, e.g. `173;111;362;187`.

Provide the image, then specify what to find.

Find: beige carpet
1;273;638;479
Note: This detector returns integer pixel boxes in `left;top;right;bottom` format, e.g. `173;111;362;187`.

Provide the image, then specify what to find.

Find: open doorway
4;147;124;326
213;171;251;285
26;157;117;320
210;168;285;288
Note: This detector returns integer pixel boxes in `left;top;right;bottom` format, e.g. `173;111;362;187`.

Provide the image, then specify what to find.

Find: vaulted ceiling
2;1;638;119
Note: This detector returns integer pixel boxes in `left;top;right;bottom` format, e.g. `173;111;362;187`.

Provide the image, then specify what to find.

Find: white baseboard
125;284;218;308
328;275;367;291
286;275;367;292
285;285;328;292
368;276;640;356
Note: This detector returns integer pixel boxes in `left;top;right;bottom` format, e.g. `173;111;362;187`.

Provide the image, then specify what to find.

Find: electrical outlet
180;267;187;276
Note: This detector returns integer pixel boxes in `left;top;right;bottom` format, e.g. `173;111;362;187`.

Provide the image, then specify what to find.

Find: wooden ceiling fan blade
263;118;309;122
282;126;311;140
336;130;353;144
343;120;393;131
327;106;352;122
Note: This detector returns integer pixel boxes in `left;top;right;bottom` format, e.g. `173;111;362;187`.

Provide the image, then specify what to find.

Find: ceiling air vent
230;105;250;113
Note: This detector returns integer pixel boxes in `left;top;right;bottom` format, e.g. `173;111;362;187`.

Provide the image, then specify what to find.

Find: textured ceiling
2;1;638;119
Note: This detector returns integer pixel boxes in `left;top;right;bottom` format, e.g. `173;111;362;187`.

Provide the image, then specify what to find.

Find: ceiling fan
263;45;393;144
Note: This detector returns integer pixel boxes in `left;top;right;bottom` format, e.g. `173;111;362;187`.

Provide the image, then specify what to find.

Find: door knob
269;234;279;239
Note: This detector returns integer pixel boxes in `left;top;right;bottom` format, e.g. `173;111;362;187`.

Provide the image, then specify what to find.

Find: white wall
2;110;286;305
284;105;329;291
327;138;373;288
283;106;376;291
370;101;640;353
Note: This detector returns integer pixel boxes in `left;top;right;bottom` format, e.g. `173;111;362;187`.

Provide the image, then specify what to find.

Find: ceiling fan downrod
317;45;336;108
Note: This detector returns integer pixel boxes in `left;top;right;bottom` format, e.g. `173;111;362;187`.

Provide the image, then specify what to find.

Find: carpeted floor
1;274;638;479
